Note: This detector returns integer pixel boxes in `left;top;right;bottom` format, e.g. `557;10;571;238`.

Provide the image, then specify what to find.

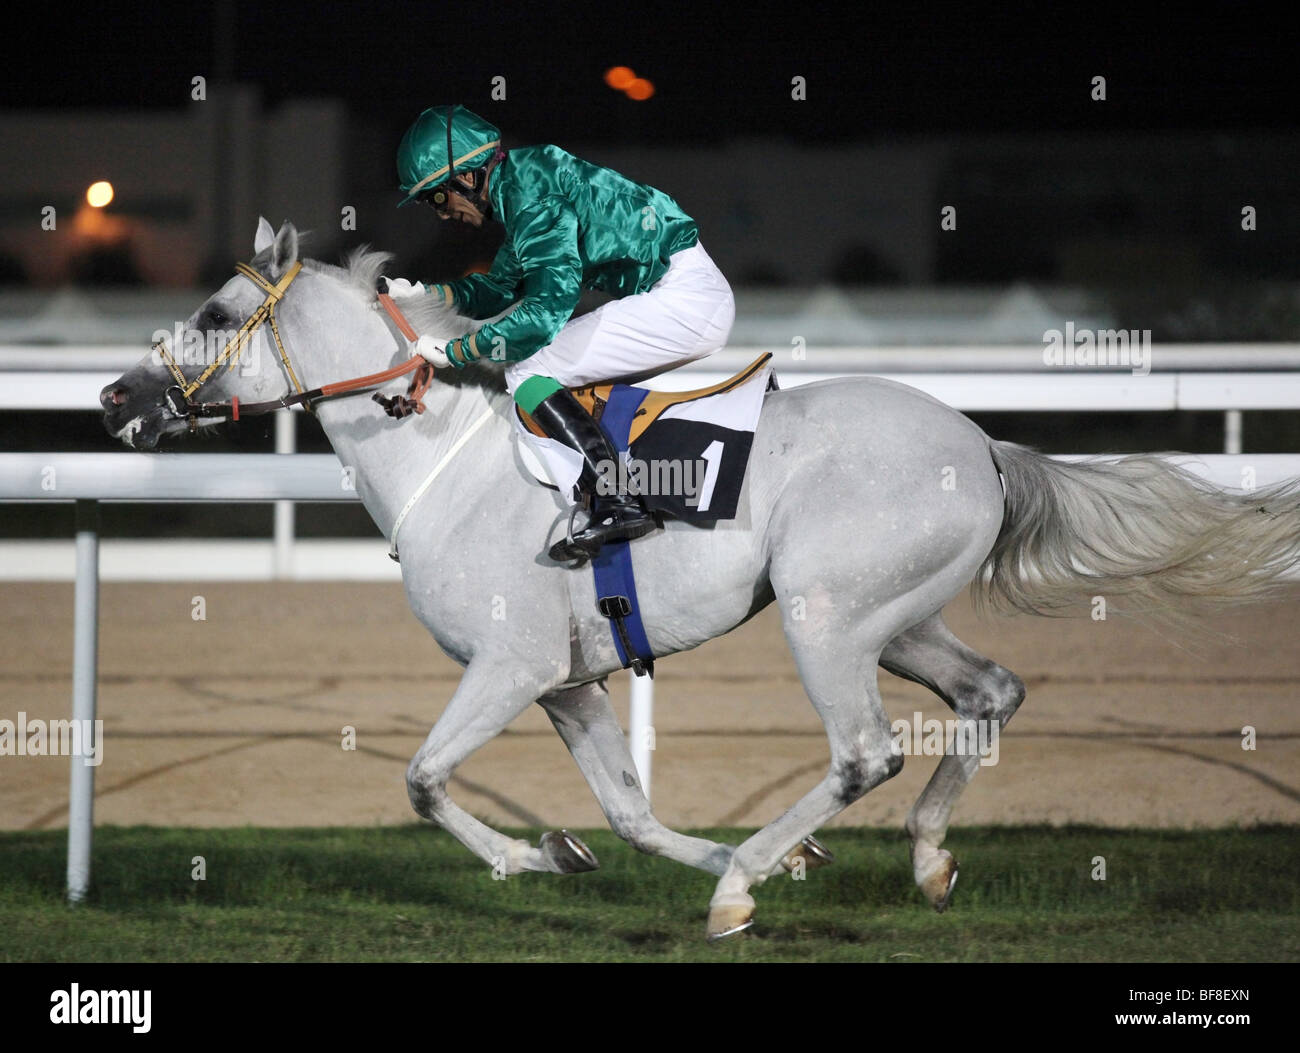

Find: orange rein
181;285;437;422
377;292;421;342
363;293;435;418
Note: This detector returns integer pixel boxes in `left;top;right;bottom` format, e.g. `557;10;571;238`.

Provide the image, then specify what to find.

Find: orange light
86;181;114;208
604;66;636;91
624;78;654;101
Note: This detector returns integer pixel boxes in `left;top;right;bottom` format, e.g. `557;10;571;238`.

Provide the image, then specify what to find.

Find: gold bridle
151;259;436;427
154;261;306;418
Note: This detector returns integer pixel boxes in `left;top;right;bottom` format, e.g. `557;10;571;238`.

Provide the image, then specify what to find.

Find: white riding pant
505;241;734;394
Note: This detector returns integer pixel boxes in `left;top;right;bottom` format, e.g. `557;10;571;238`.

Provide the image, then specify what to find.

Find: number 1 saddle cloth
514;351;776;522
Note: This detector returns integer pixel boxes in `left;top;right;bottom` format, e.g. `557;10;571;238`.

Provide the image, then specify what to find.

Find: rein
154;262;436;428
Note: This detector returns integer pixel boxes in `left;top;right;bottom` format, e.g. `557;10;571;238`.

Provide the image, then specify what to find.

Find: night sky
4;3;1297;143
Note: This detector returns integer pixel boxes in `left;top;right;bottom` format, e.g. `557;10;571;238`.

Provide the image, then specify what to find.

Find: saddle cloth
514;352;774;522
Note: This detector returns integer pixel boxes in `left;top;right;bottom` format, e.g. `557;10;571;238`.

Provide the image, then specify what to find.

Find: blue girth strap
591;384;655;678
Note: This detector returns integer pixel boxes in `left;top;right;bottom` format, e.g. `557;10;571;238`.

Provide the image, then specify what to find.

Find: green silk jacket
432;145;699;363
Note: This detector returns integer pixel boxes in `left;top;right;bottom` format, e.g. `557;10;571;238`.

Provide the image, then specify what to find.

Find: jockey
389;104;735;561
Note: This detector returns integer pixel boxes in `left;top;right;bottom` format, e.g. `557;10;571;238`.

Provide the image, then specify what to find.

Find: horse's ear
269;221;299;278
253;216;275;255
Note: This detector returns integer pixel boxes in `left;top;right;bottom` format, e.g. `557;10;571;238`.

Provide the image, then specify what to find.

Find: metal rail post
67;499;99;904
629;671;654;802
1224;409;1243;455
273;408;295;578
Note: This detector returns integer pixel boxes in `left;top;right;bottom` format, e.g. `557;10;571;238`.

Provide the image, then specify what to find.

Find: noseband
153;261;435;428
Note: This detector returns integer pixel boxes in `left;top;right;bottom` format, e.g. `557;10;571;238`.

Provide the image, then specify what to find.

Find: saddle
515;352;775;523
517;352;774;445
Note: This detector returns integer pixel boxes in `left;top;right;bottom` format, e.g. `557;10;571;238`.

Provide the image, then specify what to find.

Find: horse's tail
975;440;1300;622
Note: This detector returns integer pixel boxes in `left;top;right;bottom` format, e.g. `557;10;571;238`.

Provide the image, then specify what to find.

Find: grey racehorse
101;220;1300;939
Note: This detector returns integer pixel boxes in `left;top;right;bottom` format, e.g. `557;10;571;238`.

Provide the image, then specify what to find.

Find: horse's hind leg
707;619;903;939
879;611;1026;910
539;679;736;876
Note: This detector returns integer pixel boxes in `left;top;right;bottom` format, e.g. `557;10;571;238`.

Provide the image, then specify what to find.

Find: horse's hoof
919;850;959;913
539;830;600;874
781;834;836;873
706;893;756;941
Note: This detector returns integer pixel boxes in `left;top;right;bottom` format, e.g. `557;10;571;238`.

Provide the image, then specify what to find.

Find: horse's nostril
100;384;128;410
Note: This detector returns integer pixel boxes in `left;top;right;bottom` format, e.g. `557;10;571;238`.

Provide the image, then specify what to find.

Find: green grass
1;825;1297;962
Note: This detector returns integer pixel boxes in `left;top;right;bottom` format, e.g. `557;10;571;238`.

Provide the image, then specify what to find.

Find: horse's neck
295;291;506;540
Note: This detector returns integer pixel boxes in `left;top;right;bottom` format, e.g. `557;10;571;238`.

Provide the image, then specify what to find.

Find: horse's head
101;218;311;449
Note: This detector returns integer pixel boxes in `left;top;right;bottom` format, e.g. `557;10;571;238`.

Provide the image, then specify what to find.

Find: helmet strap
438;106;500;219
445;104;457;186
469;150;504;217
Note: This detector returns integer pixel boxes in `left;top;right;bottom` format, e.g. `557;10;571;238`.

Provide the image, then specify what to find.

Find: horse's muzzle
99;382;129;411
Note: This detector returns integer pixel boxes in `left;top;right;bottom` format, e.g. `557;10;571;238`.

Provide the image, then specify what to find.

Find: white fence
8;343;1300;579
4;343;1300;901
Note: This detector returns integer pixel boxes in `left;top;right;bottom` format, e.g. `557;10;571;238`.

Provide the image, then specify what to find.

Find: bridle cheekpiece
152;260;435;428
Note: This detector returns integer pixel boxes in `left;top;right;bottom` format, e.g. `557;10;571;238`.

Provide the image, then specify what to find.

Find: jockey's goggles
422;168;488;215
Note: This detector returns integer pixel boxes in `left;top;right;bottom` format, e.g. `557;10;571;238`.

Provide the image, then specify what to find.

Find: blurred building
0;86;344;287
1;92;1297;344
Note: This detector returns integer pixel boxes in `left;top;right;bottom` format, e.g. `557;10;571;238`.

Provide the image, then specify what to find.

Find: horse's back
751;374;996;491
750;374;1006;625
762;373;986;440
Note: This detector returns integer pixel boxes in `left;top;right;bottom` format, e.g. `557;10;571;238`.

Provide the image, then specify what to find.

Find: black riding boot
529;388;656;561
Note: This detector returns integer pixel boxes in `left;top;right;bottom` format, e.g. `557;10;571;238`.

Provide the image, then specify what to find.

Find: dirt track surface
2;582;1297;832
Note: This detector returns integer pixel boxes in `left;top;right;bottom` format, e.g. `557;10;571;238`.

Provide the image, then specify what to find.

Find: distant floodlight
86;181;114;208
625;78;654;101
604;66;636;91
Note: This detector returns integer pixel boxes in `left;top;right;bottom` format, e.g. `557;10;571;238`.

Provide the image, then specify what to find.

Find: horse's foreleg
406;657;577;875
880;612;1026;910
539;679;735;876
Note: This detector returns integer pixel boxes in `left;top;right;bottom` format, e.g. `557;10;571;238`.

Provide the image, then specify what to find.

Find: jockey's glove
411;334;450;369
377;276;428;298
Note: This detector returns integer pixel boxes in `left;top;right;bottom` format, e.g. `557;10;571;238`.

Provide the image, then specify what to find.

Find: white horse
101;220;1300;939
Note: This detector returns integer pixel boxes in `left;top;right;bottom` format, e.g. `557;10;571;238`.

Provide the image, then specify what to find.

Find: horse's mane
286;242;509;397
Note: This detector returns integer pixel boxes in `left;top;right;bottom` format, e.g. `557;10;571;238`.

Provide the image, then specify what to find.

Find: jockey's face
437;183;486;227
427;158;498;227
426;172;488;226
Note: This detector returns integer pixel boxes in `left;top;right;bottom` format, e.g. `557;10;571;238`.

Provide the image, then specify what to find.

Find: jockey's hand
378;276;427;298
412;334;449;369
444;336;480;369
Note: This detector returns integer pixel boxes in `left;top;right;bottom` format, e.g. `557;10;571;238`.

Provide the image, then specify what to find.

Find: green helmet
396;105;502;208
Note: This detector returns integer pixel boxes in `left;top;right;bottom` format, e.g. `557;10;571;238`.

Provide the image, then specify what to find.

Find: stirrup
557;504;586;561
548;502;654;563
